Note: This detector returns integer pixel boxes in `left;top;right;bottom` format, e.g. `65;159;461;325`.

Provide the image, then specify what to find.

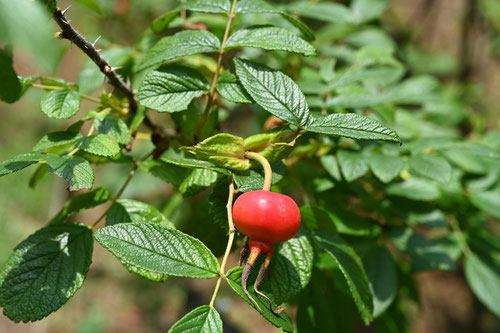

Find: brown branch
53;7;138;111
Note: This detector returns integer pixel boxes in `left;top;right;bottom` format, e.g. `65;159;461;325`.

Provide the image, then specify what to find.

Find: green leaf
183;133;250;171
0;153;47;176
40;89;81;119
233;161;286;192
297;268;356;332
305;113;401;143
225;267;294;332
408;154;452;184
94;223;219;279
106;199;173;227
367;153;404;183
469;190;500;219
280;13;316;42
217;72;253;104
0;0;59;71
363;245;396;317
138;65;210;112
139;160;189;187
94;114;131;145
464;253;500;317
76;134;120;157
32;130;83;152
235;0;275;13
137;30;221;71
266;229;314;304
168;305;223;333
320;154;342;181
51;187;110;224
337;150;369;182
179;168;218;196
0;48;21;103
289;2;353;23
326;207;381;237
234;58;313;128
176;0;231;13
351;0;389;24
387;178;440;201
389;227;458;271
226;25;315;56
44;154;94;191
0;223;93;322
313;231;374;324
300;206;338;235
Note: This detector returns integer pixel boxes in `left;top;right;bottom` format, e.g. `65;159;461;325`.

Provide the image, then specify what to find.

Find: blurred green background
1;0;499;332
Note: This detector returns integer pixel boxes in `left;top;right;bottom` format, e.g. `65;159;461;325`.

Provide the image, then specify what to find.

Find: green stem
209;179;236;307
90;151;153;229
31;83;102;104
449;217;473;257
195;0;238;139
245;151;272;191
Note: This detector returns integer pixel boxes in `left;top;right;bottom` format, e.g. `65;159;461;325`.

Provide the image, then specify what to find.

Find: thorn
62;5;71;15
92;35;101;47
111;66;124;71
70;40;73;49
96;49;102;52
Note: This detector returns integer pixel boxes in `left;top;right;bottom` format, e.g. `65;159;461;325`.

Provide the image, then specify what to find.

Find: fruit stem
245;151;272;191
209;178;236;307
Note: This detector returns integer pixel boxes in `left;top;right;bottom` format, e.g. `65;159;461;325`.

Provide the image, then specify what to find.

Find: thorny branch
52;7;162;135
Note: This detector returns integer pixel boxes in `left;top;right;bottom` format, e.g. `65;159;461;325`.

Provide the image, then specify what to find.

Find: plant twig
53;7;137;111
449;217;473;257
209;179;236;307
52;7;161;134
195;0;238;139
90;151;153;229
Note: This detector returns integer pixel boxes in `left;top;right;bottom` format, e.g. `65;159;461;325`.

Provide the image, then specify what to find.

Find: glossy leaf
464;253;500;317
176;0;230;13
337;150;369;182
94;114;131;145
267;230;314;304
234;58;313;128
138;65;210;113
33;130;83;152
40;89;81;119
137;30;221;71
313;231;374;324
76;134;120;157
226;25;315;56
469;190;500;219
44;154;94;191
367;153;404;183
408;154;452;184
106;199;173;227
0;48;21;103
51;187;110;223
225;267;294;332
168;305;223;333
305;113;401;143
0;223;93;322
363;245;397;317
179;168;218;196
217;72;253;104
94;223;219;279
387;178;440;201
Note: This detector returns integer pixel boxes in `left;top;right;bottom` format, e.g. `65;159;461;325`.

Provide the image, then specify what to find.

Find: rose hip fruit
232;190;301;244
232;190;301;314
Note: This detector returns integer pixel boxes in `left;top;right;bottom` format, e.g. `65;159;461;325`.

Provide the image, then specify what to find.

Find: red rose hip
232;190;301;244
232;189;301;314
